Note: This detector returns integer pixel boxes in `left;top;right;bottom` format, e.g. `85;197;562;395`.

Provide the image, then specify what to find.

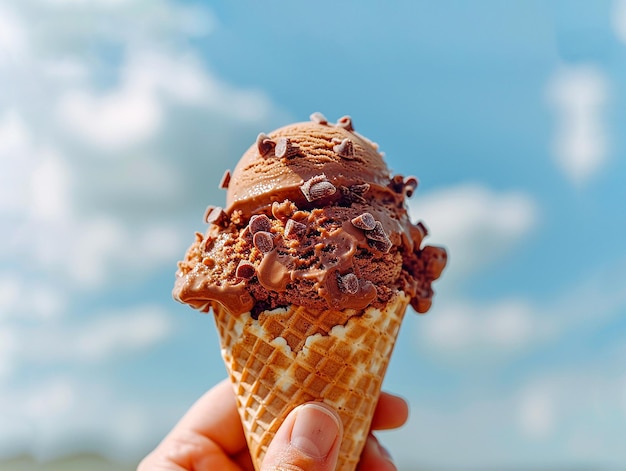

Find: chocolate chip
351;213;377;231
249;214;272;234
203;205;216;223
365;221;393;253
275;137;299;158
404;176;418;197
219;170;231;189
206;206;228;227
284;219;306;239
256;133;275;157
310;112;328;125
339;183;370;205
337;272;359;294
300;174;336;202
369;237;393;253
236;260;256;279
365;221;388;242
333;138;354;159
350;183;369;197
336;115;354;131
253;231;274;253
308;181;336;200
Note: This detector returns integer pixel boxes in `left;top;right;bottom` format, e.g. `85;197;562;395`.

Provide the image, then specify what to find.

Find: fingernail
290;403;341;459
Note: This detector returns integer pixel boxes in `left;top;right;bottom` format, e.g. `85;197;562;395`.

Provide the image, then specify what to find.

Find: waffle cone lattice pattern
213;291;409;471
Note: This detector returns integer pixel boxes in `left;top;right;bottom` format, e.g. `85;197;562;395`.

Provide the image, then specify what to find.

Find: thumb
261;402;343;471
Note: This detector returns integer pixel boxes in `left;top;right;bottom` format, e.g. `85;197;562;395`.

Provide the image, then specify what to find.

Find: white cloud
58;85;162;149
517;386;556;439
64;217;126;286
64;219;185;287
70;306;173;361
420;298;537;355
13;305;173;365
0;111;187;289
0;112;73;224
612;0;626;44
0;5;28;66
29;148;71;221
0;274;66;321
57;49;274;149
416;254;626;360
409;184;537;278
0;110;29;154
547;64;609;184
24;379;75;418
16;215;186;289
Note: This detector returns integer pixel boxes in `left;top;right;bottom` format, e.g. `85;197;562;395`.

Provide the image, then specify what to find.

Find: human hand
138;378;408;471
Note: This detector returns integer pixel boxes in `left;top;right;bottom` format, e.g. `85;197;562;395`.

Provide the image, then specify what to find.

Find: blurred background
1;1;626;470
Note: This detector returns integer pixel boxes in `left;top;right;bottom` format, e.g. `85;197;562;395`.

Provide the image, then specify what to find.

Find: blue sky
1;1;625;470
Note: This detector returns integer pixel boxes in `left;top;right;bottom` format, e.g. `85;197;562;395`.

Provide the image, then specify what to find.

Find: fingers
138;379;250;471
370;392;409;431
356;434;397;471
261;402;343;471
170;379;246;456
138;430;242;471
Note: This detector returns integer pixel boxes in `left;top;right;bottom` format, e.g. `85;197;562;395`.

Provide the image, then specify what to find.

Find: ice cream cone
173;115;447;470
213;291;410;471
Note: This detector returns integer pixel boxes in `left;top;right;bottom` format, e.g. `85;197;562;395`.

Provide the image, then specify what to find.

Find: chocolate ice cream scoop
226;116;391;215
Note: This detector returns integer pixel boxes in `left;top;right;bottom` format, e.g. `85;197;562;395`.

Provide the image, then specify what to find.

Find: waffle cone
213;291;410;471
